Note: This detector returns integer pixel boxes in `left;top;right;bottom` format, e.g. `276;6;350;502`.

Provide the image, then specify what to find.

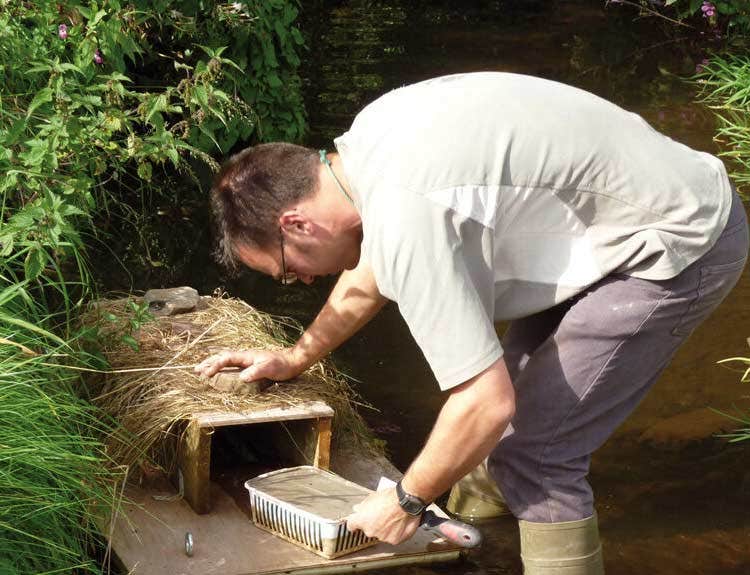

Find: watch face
396;479;426;515
399;494;426;515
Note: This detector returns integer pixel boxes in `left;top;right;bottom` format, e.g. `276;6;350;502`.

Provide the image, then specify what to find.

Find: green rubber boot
519;513;604;575
446;459;510;519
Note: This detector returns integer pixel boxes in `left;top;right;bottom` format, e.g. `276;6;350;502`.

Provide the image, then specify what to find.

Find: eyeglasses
278;229;298;285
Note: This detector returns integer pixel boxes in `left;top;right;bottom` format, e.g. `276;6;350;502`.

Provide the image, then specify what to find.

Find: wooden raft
109;478;462;575
108;400;462;574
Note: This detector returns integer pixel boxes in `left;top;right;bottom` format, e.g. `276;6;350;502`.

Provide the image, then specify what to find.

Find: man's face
235;230;360;285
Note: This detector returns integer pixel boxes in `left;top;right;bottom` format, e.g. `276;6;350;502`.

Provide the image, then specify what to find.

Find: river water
119;1;750;573
234;2;750;573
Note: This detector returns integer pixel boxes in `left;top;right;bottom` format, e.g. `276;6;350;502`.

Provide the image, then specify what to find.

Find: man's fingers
194;351;254;377
239;365;259;382
345;514;362;533
194;354;227;377
239;358;271;382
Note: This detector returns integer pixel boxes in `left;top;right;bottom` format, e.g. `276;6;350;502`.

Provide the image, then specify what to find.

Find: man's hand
345;487;421;546
193;348;302;382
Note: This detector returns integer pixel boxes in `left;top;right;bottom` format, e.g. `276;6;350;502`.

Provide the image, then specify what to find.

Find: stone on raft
208;368;272;395
144;286;200;316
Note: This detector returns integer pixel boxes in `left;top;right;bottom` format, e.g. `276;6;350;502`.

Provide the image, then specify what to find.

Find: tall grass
696;55;750;189
694;56;750;443
715;355;750;443
0;279;124;574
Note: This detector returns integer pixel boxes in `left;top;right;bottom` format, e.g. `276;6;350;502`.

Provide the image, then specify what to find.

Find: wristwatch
395;479;428;516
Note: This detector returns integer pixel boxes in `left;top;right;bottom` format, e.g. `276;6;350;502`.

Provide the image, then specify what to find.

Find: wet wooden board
108;482;463;575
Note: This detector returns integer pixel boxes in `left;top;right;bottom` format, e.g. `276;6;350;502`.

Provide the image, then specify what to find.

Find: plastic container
244;466;378;559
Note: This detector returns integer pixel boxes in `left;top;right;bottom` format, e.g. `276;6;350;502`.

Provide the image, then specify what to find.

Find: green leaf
26;61;53;75
262;41;279;68
291;28;304;46
267;73;282;88
137;161;153;181
24;248;45;280
59;204;85;217
193;85;209;108
19;139;49;167
26;88;53;119
91;9;107;26
59;63;84;75
146;94;168;123
165;147;180;167
274;20;288;43
120;335;140;351
0;171;18;194
0;233;14;257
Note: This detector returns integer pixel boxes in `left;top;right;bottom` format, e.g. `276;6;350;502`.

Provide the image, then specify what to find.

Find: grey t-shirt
334;72;732;390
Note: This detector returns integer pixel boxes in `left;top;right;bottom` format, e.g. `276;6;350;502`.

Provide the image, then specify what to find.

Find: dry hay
83;293;380;474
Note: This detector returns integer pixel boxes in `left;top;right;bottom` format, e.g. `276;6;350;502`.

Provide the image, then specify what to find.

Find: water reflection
146;2;749;573
221;2;750;574
301;0;714;148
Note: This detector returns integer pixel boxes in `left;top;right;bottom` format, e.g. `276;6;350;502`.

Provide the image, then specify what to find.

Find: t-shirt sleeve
364;189;503;391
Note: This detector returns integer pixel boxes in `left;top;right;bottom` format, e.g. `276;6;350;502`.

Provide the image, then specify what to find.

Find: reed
696;54;750;190
716;354;750;443
0;282;124;575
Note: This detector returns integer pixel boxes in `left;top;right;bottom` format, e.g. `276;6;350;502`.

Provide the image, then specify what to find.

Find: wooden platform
108;481;463;575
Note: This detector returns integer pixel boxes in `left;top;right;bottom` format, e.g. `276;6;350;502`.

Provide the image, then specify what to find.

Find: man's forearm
291;262;388;370
399;358;515;503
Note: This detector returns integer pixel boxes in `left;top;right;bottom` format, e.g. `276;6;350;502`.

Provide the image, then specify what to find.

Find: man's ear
279;210;313;236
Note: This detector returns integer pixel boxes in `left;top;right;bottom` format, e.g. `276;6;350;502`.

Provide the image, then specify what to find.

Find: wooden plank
108;481;462;575
195;401;334;428
313;418;332;470
177;420;213;514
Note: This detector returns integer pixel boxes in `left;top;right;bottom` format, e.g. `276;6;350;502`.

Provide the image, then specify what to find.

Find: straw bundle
83;293;378;474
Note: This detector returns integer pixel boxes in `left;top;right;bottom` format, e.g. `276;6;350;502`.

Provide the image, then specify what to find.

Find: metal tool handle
420;510;482;548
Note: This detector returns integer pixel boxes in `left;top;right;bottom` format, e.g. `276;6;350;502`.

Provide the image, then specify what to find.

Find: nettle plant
0;0;305;288
608;1;750;37
0;3;305;572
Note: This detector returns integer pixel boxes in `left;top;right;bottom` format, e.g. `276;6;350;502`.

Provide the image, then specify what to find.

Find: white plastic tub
245;466;378;559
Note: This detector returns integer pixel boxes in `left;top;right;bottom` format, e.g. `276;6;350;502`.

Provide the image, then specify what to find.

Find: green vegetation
607;0;750;37
715;355;750;442
0;1;306;572
0;281;122;575
695;55;750;189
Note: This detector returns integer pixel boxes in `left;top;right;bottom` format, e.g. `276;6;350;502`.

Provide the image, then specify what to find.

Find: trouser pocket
672;255;747;337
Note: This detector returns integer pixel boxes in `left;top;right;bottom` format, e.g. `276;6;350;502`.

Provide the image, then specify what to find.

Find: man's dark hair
210;142;319;270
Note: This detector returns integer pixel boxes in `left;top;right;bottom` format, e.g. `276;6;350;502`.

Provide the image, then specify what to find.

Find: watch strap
396;479;428;516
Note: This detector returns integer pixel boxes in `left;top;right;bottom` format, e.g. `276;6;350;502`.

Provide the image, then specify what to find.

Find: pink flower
93;49;104;65
58;24;68;40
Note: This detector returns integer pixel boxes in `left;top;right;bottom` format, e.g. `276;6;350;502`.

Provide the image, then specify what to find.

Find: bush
606;0;750;38
0;1;306;572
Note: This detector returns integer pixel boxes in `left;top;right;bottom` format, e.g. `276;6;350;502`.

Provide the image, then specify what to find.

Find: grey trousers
489;190;749;523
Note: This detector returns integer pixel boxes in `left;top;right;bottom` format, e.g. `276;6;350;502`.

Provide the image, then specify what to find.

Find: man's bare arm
346;358;515;544
194;261;387;381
